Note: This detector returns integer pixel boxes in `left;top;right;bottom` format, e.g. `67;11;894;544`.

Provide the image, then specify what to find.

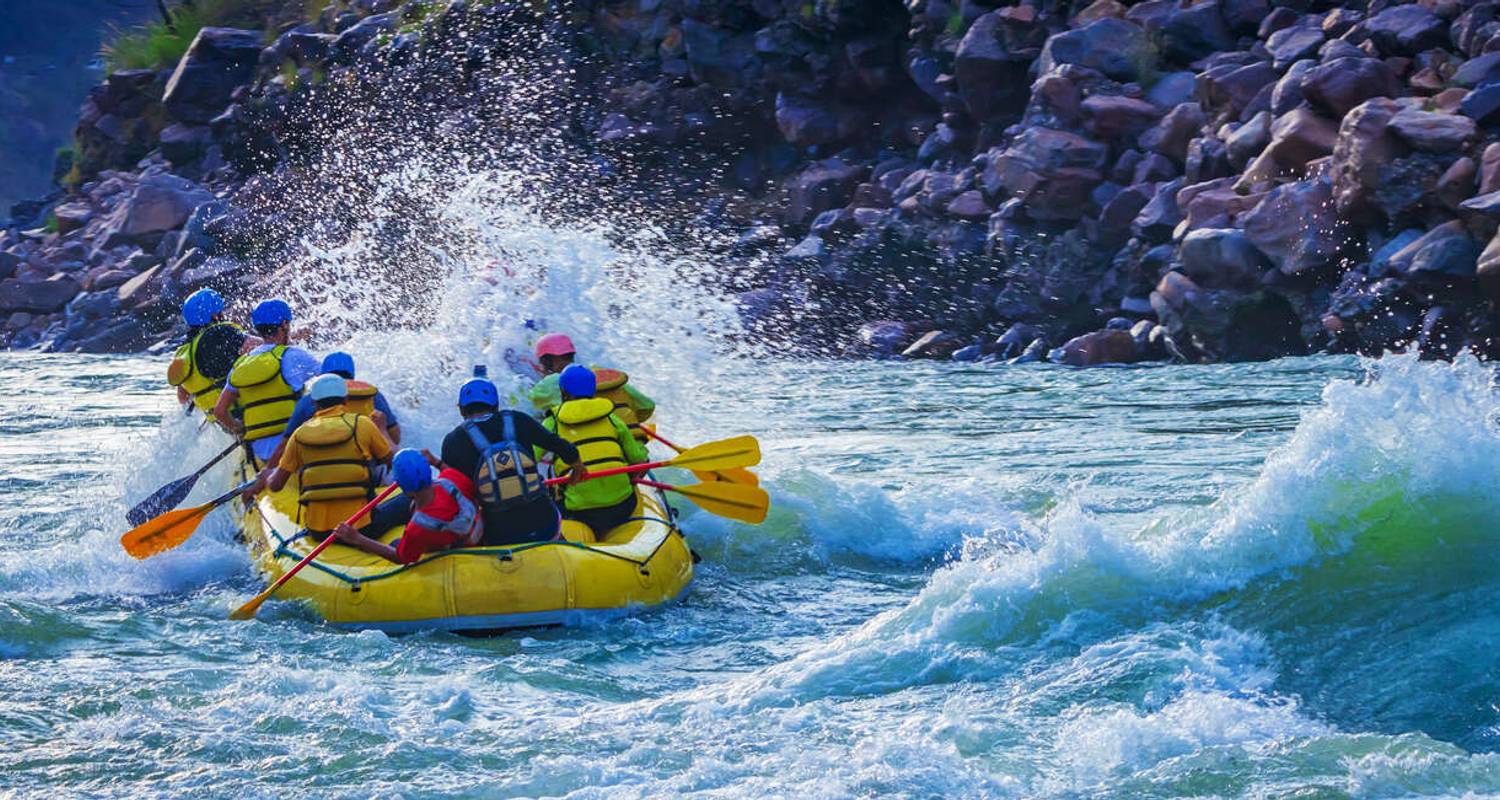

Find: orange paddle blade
119;503;214;559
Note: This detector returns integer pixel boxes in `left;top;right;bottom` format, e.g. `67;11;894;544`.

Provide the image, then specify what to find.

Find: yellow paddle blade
692;467;760;487
228;589;273;620
667;435;761;473
119;503;214;559
666;481;769;525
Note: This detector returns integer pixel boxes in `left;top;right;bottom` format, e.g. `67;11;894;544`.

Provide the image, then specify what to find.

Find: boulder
1452;52;1500;89
1271;59;1315;116
1226;111;1272;169
1237;107;1338;188
785;159;867;228
682;19;754;86
1222;0;1270;34
1146;71;1199;108
1364;4;1449;56
1241;179;1346;275
902;330;962;359
328;12;396;61
1082;95;1162;139
981;128;1108;220
1483;143;1500;194
1478;230;1500;300
1049;329;1139;365
1140;102;1206;163
1437;157;1478;210
162;28;263;123
51;202;93;235
1266;25;1325;69
954;11;1033;120
102;174;214;240
858;320;916;355
775;93;840;147
159;123;213;166
1388;109;1477;153
0;275;81;313
1178;227;1270;288
115;264;165;309
1198;62;1278;118
1037;18;1154;83
1301;57;1399;117
1384;220;1478;278
1330;98;1404;222
1134;153;1178;183
1133;178;1186;241
1160;1;1236;63
1460;84;1500;126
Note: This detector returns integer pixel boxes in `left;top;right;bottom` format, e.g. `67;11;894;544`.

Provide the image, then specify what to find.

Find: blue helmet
181;288;225;326
251;298;293;327
392;449;433;493
321;351;356;379
458;376;498;409
559;364;596;398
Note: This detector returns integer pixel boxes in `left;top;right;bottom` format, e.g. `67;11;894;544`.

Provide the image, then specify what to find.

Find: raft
233;462;695;633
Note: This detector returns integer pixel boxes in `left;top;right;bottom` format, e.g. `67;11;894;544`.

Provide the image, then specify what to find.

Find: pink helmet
534;333;576;359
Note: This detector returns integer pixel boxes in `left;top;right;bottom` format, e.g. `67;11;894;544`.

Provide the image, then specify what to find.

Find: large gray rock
1241;179;1346;275
1140;102;1206;163
1037;18;1154;83
1364;4;1448;56
1302;57;1399;117
103;175;214;240
1236;107;1338;188
1453;52;1500;89
982;128;1109;220
0;276;81;314
1082;95;1162;139
785;159;867;227
1159;1;1236;63
1330;98;1404;222
162;28;263;123
1049;329;1139;365
1266;25;1324;70
1388;109;1478;153
954;10;1034;120
1178;227;1270;289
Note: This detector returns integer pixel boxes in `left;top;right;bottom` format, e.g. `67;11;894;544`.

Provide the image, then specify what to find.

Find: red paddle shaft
261;484;400;596
543;459;669;487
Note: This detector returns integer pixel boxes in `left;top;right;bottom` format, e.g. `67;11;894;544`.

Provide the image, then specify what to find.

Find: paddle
542;435;760;486
120;478;257;559
229;484;400;621
642;427;759;486
635;478;769;525
126;442;239;526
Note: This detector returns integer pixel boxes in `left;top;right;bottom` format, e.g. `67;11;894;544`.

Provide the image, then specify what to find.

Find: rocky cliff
6;0;1500;365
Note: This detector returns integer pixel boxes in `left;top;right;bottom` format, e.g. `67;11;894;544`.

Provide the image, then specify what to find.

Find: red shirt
395;469;481;564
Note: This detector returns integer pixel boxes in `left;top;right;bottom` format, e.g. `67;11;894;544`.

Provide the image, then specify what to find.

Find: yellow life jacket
463;411;548;510
592;367;648;441
166;322;243;414
228;345;300;441
345;380;378;418
554;397;633;508
291;411;373;505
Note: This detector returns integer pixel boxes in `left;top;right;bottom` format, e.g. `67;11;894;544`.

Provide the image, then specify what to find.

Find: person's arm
374;393;401;444
614;416;650;464
238;335;264;355
266;441;301;493
176;386;190;406
213;387;244;436
333;523;401;563
624;384;655;421
359;416;395;464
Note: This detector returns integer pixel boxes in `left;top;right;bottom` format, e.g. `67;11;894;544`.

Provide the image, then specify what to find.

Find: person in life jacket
437;367;588;545
167;289;260;415
543;364;651;537
245;351;403;501
333;449;482;564
263;374;394;538
212;299;321;467
526;333;655;439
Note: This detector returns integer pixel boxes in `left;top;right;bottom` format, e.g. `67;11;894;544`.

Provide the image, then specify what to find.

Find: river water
5;345;1500;797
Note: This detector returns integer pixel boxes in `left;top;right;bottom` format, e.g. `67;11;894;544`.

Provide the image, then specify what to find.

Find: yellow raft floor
234;462;695;633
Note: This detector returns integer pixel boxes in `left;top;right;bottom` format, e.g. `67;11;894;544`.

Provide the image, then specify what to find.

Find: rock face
10;0;1500;362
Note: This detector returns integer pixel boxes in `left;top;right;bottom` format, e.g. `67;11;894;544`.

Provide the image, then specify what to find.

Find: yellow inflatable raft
234;463;695;633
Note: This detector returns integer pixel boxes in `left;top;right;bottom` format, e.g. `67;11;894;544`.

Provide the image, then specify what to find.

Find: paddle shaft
543;459;667;487
192;442;239;479
233;484;400;618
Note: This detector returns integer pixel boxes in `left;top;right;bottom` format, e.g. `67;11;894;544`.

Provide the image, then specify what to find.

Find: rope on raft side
262;472;688;587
